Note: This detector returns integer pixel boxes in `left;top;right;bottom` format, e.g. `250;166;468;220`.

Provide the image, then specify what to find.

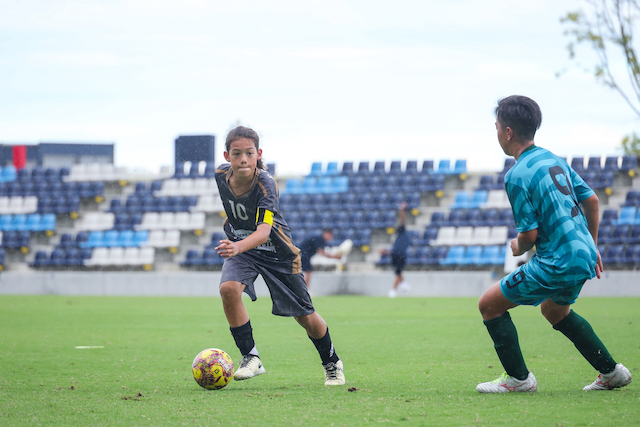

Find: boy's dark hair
225;126;266;170
494;95;542;141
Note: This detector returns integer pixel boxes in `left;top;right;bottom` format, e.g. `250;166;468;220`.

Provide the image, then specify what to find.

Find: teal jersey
505;146;597;280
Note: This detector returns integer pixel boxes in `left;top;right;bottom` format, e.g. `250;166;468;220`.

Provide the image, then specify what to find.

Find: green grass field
0;295;638;426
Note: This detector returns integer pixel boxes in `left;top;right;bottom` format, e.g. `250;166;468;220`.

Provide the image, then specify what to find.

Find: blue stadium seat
25;214;41;231
118;230;135;247
593;171;614;190
571;157;585;174
309;162;323;176
617;207;637;225
629;225;640;245
49;248;66;266
341;162;354;175
389;161;402;175
453;160;467;174
603;244;624;265
437;160;451;174
462;245;483;265
353;228;371;246
65;248;82;266
76;231;90;247
31;250;49;267
420;227;438;246
610;225;630;244
469;191;488;208
603;156;619;172
405;160;419;175
326;162;339;175
622;190;640;207
621;156;637;173
373;161;386;175
12;215;27;231
357;162;370;174
58;233;75;249
204;162;216;178
81;231;105;248
477;175;494;191
1;165;17;183
429;212;446;228
103;230;119;247
597;225;612;245
600;209;618;226
405;246;420;265
41;214;56;232
450;191;471;209
622;245;640;264
181;250;202;267
424;246;447;265
587;156;602;171
133;230;149;246
440;245;465;266
421;160;434;174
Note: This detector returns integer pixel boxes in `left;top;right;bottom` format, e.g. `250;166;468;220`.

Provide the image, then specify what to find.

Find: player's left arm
511;228;538;257
580;193;603;278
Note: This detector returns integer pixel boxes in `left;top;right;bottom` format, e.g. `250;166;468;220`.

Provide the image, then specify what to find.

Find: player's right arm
580;193;603;278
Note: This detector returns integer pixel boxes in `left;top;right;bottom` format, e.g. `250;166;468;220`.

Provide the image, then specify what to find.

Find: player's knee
219;281;242;300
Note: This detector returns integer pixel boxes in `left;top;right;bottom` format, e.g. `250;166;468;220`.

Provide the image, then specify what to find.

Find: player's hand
215;239;240;258
510;238;519;256
595;249;603;279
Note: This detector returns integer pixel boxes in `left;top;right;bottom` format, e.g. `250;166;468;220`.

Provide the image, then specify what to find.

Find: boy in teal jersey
476;95;632;393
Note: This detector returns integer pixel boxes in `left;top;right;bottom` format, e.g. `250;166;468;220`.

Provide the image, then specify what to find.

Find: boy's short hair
495;95;542;140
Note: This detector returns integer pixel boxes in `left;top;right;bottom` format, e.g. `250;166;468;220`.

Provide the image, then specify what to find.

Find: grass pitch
0;295;638;426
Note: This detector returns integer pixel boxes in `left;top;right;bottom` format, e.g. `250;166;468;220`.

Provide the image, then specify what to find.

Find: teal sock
553;310;617;374
484;312;529;380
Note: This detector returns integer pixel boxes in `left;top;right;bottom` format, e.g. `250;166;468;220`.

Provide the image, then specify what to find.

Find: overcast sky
1;0;638;176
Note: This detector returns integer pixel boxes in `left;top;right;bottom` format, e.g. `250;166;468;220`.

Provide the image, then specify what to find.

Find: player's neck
512;141;535;160
229;170;255;194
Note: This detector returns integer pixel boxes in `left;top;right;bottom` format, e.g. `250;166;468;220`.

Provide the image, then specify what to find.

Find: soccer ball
192;348;234;390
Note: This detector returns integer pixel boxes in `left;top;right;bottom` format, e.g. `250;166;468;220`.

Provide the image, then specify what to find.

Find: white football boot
233;355;266;381
323;360;345;386
476;372;537;393
583;363;632;391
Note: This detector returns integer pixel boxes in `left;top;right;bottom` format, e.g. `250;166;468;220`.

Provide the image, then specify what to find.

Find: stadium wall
1;271;639;297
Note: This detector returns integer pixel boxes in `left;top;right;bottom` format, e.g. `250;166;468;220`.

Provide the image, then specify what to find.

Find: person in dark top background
380;202;412;298
300;229;342;289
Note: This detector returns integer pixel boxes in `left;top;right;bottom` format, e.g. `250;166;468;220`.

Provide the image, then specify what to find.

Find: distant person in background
380;202;412;298
300;229;342;289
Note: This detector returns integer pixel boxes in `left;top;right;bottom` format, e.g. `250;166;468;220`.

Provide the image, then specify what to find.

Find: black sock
553;310;616;374
309;328;339;365
230;320;256;357
484;312;529;380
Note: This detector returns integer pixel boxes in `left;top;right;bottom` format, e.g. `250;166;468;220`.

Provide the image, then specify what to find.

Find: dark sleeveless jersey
215;164;301;274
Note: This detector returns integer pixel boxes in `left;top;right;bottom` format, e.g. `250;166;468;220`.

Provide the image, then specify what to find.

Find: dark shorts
301;255;313;272
391;253;405;276
220;253;315;317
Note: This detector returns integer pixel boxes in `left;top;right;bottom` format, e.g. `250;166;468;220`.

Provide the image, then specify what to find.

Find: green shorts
499;257;587;307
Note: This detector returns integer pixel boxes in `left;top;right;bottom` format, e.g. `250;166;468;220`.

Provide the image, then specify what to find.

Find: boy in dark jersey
476;95;631;393
214;126;345;386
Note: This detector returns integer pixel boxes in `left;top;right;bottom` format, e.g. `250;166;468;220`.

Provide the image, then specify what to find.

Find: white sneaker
233;355;266;381
476;372;537;393
388;288;397;298
583;363;632;391
399;281;411;292
323;360;345;386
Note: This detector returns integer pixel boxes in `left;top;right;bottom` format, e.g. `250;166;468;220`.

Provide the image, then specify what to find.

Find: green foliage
561;0;640;116
0;296;638;426
622;132;640;155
